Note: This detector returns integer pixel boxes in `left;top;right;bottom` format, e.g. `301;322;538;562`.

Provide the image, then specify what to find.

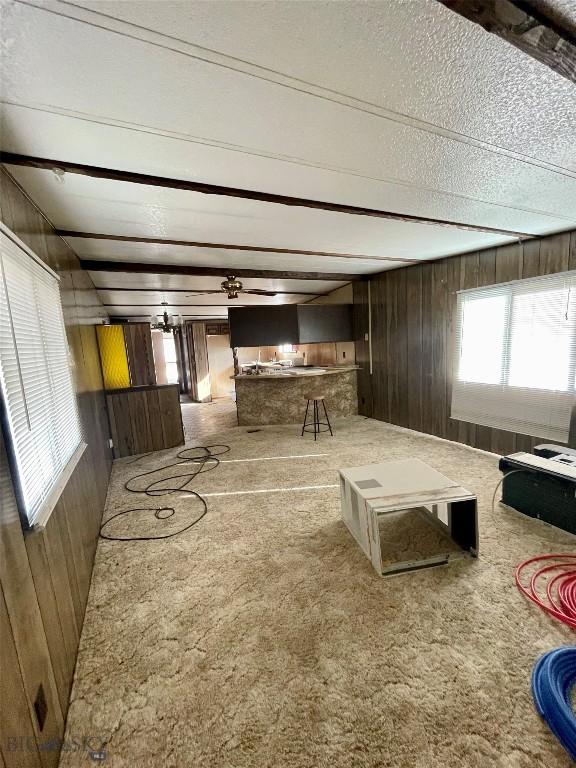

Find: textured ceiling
1;0;575;317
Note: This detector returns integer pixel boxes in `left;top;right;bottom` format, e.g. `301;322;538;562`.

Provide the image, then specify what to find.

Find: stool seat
301;396;333;440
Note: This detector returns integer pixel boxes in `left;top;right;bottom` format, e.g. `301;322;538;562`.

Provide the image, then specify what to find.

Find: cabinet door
229;306;299;347
297;305;353;343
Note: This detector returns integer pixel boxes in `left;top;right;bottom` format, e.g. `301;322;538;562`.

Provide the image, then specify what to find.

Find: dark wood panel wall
354;230;576;454
123;322;157;386
0;170;112;767
107;385;184;458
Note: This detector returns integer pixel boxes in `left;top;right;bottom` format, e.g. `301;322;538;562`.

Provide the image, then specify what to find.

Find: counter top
234;365;359;381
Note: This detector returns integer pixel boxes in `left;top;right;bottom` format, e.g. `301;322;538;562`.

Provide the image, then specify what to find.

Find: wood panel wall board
495;241;523;284
386;269;409;428
406;268;423;433
430;261;449;439
0;585;42;768
0;170;112;767
444;256;462;443
420;263;435;438
24;530;77;714
352;281;372;417
124;323;157;387
455;252;480;447
354;229;576;454
371;277;389;423
522;239;541;278
473;249;498;451
105;386;184;458
157;386;185;447
0;441;63;768
540;232;570;274
146;389;166;452
127;390;153;455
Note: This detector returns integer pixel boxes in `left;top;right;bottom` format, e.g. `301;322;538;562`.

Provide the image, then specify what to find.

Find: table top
339;458;473;504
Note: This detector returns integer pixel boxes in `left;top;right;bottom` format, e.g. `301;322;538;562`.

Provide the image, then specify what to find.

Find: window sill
28;442;88;531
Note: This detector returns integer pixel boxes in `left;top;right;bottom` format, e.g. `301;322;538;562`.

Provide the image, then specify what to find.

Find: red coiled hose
515;554;576;630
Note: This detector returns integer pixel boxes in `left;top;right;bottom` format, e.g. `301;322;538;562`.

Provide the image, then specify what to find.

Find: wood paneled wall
106;385;184;458
123;322;157;386
0;170;112;767
354;230;576;454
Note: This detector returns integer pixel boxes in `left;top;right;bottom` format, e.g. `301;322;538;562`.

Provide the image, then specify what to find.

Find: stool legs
301;399;310;436
301;398;333;439
322;399;333;436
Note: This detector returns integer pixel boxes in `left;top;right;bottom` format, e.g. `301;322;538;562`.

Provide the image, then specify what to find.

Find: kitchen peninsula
234;365;359;426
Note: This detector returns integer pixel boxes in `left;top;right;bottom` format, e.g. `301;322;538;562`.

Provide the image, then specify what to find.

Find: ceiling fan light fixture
221;275;243;300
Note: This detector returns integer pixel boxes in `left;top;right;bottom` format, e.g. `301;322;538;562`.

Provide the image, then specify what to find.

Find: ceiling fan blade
184;290;223;297
243;289;278;296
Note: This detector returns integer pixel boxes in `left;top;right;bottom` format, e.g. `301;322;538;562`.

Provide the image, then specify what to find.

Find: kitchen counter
234;366;358;426
234;365;359;380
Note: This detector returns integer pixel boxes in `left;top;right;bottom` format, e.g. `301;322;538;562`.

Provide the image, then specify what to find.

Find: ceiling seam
15;0;576;181
4;100;574;224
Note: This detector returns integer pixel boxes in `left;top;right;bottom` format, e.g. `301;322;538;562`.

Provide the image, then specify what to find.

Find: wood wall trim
1;153;533;239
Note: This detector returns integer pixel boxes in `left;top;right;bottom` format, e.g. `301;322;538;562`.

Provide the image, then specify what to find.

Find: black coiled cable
99;444;231;541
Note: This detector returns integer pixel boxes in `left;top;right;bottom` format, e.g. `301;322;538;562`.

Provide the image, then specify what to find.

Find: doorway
206;334;235;399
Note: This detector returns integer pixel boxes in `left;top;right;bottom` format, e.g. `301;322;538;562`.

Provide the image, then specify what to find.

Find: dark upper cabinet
229;305;300;347
296;305;353;343
228;304;353;347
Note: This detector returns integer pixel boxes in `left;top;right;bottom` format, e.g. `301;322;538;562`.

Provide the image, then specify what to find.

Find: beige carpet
59;414;575;768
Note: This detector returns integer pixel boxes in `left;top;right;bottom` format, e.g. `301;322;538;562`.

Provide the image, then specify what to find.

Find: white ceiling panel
2;107;574;236
113;306;229;318
1;2;575;228
1;0;574;293
7;168;518;266
88;272;345;295
64;238;415;275
98;290;310;307
64;0;575;167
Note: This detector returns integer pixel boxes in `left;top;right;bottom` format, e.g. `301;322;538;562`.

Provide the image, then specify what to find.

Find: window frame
0;223;86;531
452;270;576;442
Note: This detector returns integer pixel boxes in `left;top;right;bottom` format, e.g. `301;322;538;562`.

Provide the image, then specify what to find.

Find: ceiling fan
186;275;277;300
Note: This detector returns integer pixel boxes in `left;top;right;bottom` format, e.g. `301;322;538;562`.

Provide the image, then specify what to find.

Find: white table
339;459;478;576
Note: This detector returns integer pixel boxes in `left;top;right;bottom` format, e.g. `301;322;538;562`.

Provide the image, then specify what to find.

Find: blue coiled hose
532;647;576;761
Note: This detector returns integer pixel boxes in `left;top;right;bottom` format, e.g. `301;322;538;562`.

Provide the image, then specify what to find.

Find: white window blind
451;271;576;443
0;228;83;528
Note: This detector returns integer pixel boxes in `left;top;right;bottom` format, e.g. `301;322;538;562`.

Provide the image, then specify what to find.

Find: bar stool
301;395;333;440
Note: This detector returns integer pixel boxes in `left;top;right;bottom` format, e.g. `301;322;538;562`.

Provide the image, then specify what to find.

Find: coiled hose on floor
100;444;230;541
532;647;576;762
515;554;576;630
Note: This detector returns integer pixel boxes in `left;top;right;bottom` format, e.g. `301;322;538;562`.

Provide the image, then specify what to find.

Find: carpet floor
58;413;575;768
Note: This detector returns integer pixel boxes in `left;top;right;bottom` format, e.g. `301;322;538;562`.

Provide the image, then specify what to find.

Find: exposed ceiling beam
1;152;533;239
105;303;258;307
81;259;357;281
55;230;420;264
95;286;321;295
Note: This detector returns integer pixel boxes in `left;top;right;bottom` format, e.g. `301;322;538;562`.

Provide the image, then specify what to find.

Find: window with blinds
451;271;576;443
0;227;83;529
